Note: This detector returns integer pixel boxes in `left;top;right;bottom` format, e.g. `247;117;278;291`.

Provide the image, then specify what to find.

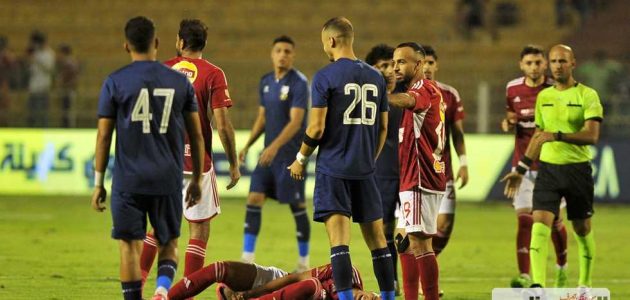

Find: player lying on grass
167;261;378;300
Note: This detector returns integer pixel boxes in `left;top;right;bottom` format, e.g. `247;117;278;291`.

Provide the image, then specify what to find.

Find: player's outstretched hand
456;165;469;189
501;118;515;132
258;146;278;167
91;186;107;212
185;180;202;209
500;171;523;199
288;160;305;181
227;164;241;190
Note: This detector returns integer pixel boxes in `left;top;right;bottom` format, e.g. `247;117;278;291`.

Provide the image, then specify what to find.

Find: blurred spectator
0;36;17;126
576;50;622;103
457;0;485;39
56;44;79;128
27;30;55;128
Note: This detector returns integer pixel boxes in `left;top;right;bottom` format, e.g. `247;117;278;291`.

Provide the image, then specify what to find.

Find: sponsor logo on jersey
263;85;269;93
280;85;290;101
514;96;521;103
171;61;198;84
433;160;445;173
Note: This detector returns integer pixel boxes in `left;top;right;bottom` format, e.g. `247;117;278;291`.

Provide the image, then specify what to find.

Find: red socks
416;252;439;300
168;262;227;300
517;214;533;274
185;239;207;276
399;253;419;300
140;233;158;285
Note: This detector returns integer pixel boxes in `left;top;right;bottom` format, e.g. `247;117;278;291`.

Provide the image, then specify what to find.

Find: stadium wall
0;129;625;203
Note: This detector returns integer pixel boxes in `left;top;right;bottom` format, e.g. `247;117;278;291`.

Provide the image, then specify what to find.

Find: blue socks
331;245;354;300
156;259;177;291
372;247;396;300
291;204;310;260
243;205;262;254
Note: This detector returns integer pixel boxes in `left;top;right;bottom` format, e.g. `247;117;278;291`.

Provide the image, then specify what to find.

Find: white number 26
343;83;378;125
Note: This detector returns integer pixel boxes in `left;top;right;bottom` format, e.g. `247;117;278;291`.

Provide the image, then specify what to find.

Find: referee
503;44;603;288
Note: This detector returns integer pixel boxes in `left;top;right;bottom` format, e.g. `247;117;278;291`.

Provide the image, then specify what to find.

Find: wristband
516;156;533;175
303;134;320;148
95;171;104;187
296;152;308;165
459;155;468;167
554;131;563;141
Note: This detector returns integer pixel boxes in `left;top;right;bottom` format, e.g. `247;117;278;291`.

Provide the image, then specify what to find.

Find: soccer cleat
510;274;532;288
295;262;310;274
554;265;568;287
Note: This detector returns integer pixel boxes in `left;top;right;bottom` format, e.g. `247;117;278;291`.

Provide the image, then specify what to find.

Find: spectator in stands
56;44;79;128
0;36;17;126
27;30;55;128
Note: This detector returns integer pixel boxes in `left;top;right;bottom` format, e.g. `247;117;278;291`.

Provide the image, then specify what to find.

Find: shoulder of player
506;76;525;89
260;71;274;83
436;81;461;99
576;82;599;96
290;68;309;83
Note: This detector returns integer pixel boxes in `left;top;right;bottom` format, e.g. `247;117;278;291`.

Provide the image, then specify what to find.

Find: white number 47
131;88;175;134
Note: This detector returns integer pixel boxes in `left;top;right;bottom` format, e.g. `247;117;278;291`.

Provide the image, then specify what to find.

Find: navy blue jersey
375;106;402;179
98;61;198;195
311;58;389;179
260;69;309;160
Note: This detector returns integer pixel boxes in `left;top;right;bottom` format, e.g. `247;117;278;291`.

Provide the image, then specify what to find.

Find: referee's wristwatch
554;131;563;141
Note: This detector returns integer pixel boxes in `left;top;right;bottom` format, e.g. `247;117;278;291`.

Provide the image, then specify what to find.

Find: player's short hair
273;35;295;47
322;17;354;41
365;44;394;66
520;44;545;59
29;30;47;45
179;19;208;52
423;45;438;60
396;42;426;58
124;16;155;53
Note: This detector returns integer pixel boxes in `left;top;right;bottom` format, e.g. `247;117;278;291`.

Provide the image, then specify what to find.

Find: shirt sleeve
97;77;116;118
534;93;544;130
407;82;431;112
506;87;515;113
183;81;199;112
209;68;232;109
291;76;309;109
311;72;329;108
583;88;604;121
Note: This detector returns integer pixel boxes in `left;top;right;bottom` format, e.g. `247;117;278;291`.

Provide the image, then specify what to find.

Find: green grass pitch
0;196;628;299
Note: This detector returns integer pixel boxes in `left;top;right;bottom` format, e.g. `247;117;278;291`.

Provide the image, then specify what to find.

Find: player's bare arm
184;111;205;208
239;106;266;163
501;111;517;132
259;107;305;167
213;106;241;189
558;119;600;145
91;117;115;212
288;107;327;181
375;111;388;159
452;119;469;188
387;92;416;109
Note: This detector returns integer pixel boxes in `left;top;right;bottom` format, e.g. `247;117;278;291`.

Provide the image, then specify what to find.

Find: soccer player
365;43;401;295
238;35;310;271
388;42;446;300
91;16;204;300
138;19;241;295
503;45;569;288
503;44;603;289
167;261;377;300
287;17;395;300
421;45;468;256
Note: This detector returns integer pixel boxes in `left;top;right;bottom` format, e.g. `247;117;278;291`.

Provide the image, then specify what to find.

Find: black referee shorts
533;161;594;220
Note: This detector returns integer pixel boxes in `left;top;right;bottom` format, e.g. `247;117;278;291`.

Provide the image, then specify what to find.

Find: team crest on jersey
433;160;445;174
263;85;269;93
171;61;198;84
280;85;290;101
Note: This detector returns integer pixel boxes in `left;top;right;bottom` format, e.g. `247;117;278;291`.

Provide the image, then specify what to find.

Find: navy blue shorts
376;177;400;223
313;172;383;223
250;160;305;204
110;189;182;245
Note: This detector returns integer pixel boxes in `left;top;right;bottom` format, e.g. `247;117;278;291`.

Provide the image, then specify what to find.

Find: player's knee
189;221;210;242
157;239;178;261
407;232;432;254
437;215;454;234
572;220;591;236
247;193;265;206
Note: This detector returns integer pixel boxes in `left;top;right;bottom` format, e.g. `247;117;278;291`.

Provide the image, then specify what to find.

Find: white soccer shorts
438;180;456;214
182;166;221;222
252;264;289;288
513;170;566;210
397;189;442;235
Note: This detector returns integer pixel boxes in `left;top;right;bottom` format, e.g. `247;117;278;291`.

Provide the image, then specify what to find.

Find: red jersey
311;264;363;300
164;57;233;173
436;81;465;181
505;76;552;170
398;79;447;194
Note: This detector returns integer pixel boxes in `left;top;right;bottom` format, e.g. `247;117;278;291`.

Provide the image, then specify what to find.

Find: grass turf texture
0;196;628;299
